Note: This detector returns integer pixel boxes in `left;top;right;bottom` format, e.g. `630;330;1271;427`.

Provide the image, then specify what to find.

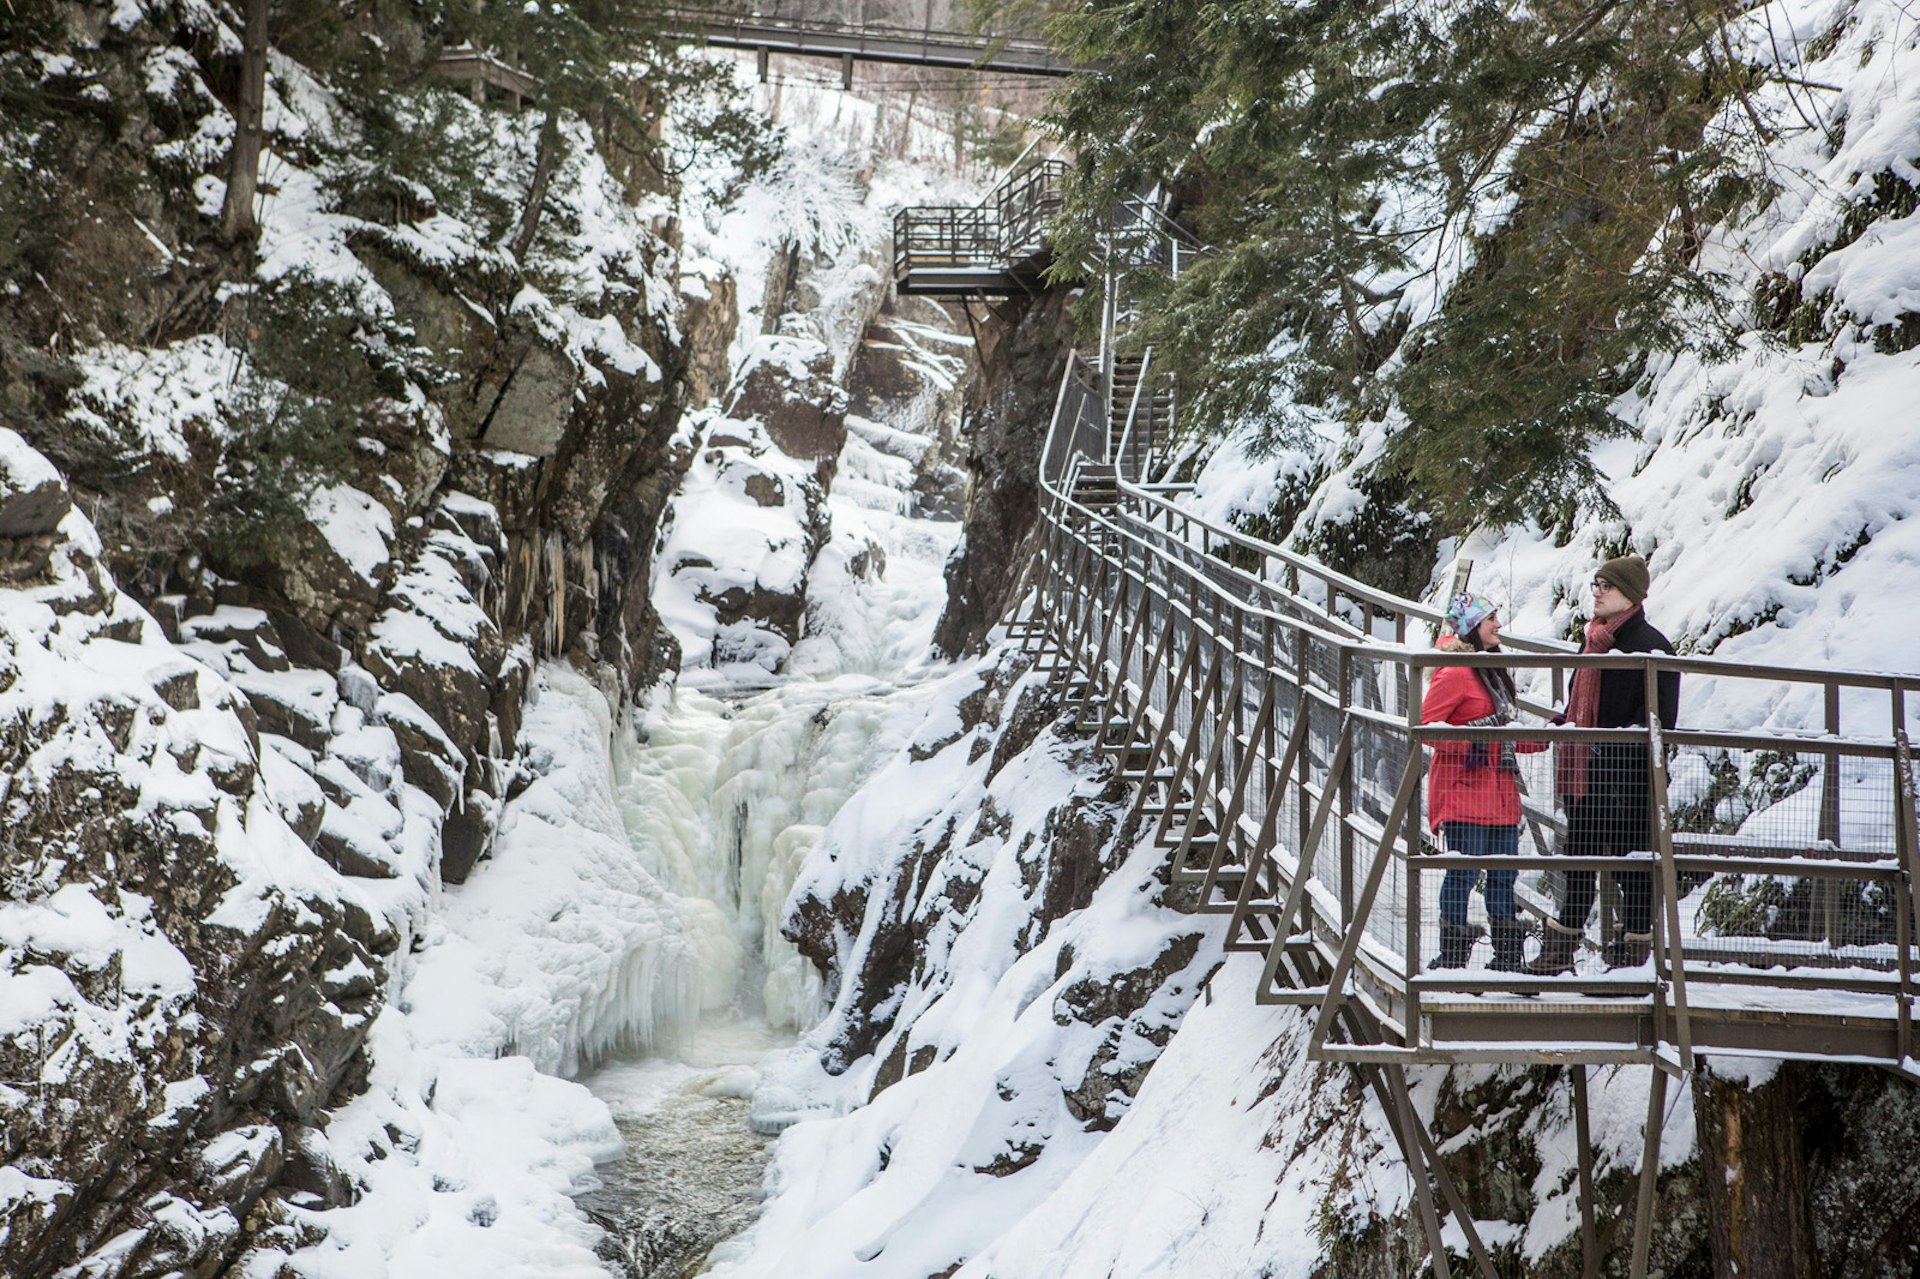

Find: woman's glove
1464;743;1489;772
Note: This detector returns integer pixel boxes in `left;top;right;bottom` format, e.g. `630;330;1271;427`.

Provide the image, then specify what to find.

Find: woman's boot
1488;918;1529;972
1429;921;1481;969
1526;918;1583;975
1605;931;1653;969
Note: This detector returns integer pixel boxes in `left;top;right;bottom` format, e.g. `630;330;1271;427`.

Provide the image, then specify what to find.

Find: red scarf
1557;606;1639;801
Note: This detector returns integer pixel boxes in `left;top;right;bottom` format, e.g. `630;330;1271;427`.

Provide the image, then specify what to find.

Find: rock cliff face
932;288;1077;657
0;4;731;1273
0;432;395;1278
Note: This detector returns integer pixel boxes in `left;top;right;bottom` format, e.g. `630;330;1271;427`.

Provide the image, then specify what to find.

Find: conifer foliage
1046;0;1761;533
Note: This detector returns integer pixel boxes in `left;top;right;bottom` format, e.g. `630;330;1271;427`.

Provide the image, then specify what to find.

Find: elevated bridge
658;6;1074;80
903;191;1920;1277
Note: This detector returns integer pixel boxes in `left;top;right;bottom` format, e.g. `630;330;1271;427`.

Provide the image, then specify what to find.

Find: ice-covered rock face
0;430;396;1278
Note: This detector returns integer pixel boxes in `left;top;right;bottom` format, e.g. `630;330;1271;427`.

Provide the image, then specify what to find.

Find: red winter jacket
1423;640;1545;831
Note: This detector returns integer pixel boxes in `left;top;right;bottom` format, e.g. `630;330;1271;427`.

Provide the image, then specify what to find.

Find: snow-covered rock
0;431;396;1278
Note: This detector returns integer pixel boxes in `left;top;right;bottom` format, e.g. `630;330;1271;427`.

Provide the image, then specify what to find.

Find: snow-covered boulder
657;415;833;678
728;335;851;468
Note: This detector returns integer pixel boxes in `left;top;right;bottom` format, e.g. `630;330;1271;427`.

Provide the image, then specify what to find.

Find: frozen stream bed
565;663;954;1277
578;1019;787;1279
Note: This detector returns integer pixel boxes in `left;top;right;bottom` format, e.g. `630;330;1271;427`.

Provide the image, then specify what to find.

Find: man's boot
1605;931;1653;969
1489;918;1529;973
1526;918;1583;975
1429;921;1481;969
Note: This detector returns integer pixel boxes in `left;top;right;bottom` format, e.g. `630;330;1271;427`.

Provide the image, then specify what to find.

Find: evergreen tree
1044;0;1761;534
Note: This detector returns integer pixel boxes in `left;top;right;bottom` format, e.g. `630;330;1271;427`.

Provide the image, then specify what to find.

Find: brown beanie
1596;554;1650;604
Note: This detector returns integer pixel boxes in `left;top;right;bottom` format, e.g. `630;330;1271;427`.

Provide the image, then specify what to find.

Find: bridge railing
658;3;1055;52
1026;354;1920;1073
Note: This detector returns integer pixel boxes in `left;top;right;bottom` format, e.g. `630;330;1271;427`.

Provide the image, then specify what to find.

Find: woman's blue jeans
1439;821;1519;925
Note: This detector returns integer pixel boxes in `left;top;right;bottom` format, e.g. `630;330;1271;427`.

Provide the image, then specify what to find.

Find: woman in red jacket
1424;593;1542;970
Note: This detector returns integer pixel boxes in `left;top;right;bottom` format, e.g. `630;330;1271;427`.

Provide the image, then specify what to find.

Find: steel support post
1152;642;1225;849
1384;1064;1454;1279
1170;661;1245;880
1643;692;1693;1073
1198;677;1277;907
1893;688;1919;1066
1572;1066;1600;1279
1311;752;1422;1053
1630;1066;1670;1279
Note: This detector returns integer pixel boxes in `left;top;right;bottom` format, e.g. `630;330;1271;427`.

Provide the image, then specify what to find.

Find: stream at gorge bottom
577;1018;791;1279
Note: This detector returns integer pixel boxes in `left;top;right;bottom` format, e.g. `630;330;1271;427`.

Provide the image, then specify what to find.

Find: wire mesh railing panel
1673;745;1907;963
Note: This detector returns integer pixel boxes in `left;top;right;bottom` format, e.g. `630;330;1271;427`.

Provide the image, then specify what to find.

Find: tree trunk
220;0;269;243
1693;1061;1817;1279
510;111;563;263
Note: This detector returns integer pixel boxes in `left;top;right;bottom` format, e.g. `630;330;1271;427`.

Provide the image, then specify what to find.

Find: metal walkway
659;6;1074;78
909;191;1920;1276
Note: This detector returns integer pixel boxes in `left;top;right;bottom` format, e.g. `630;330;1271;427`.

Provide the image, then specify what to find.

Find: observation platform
893;161;1066;297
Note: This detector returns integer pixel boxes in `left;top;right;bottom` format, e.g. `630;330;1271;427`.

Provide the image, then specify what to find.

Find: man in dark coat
1530;554;1681;973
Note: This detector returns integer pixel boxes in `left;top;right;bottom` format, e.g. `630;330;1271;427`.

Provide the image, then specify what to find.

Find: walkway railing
1030;414;1920;1072
892;160;1067;295
658;5;1074;76
1018;362;1920;1274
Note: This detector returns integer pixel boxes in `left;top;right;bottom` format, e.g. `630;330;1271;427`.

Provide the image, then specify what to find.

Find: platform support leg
1384;1065;1453;1279
1572;1066;1599;1279
1630;1066;1669;1279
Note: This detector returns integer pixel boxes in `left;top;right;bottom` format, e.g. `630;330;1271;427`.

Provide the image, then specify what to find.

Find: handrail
1023;335;1920;1082
658;6;1057;54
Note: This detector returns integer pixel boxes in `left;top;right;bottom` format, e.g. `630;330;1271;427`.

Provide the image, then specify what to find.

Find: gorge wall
0;2;729;1273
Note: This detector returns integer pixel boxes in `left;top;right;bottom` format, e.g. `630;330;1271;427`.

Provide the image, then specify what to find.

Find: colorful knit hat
1444;592;1498;640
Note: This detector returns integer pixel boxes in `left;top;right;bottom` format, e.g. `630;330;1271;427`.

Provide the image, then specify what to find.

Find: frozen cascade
574;402;966;1276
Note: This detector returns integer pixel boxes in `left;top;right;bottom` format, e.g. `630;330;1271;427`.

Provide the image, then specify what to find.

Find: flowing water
570;416;964;1276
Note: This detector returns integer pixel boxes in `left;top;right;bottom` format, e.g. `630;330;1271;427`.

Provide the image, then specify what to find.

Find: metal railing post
1406;657;1426;1025
1645;661;1693;1073
1339;645;1356;929
1893;687;1919;1067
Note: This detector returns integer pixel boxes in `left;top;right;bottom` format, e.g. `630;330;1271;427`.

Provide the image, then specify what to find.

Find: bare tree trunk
220;0;269;243
1694;1063;1817;1279
900;85;919;159
510;111;563;263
